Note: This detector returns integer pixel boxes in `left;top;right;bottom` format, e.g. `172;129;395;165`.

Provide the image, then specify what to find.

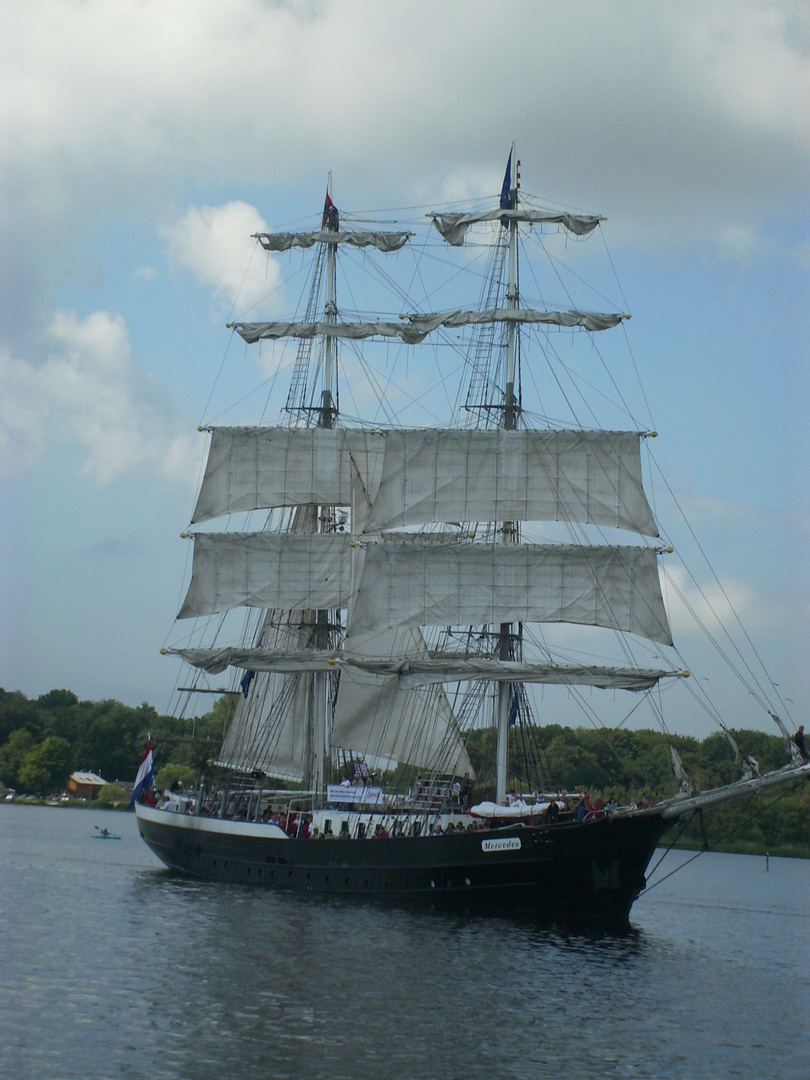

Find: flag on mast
500;150;513;226
130;738;155;807
322;191;338;230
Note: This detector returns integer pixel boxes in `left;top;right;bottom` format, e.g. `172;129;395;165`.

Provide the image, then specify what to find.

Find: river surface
1;804;807;1080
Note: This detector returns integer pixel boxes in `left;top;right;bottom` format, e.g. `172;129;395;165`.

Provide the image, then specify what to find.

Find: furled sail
171;646;678;691
254;230;410;253
431;207;603;245
179;532;672;645
404;307;627;334
231;304;622;346
392;660;677;691
231;319;430;346
191;427;657;537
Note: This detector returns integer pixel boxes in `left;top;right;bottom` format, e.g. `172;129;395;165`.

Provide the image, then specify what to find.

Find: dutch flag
130;739;155;807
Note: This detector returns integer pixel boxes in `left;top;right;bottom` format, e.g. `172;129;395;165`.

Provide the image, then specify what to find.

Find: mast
195;168;677;795
311;176;339;798
321;173;338;430
496;146;519;803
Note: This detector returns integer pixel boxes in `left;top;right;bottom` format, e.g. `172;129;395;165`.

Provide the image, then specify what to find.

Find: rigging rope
639;782;802;899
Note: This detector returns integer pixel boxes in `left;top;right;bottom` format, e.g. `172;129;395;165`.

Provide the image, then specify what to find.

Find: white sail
352;541;673;644
178;532;352;619
255;230;410;252
191;427;656;536
218;669;311;782
331;629;473;776
364;428;657;536
191;427;385;525
179;532;672;645
216;616;313;782
431;206;603;245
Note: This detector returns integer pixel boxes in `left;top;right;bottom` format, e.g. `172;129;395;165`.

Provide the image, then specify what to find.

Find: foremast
497;147;519;804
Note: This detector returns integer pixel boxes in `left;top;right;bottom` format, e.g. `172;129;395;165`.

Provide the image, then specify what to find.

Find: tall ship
135;152;808;926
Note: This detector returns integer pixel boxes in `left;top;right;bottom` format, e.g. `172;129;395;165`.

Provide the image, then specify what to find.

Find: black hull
135;806;673;927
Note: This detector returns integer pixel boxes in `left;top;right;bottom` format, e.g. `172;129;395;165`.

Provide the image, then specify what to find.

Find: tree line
0;687;806;856
0;688;228;797
462;723;808;857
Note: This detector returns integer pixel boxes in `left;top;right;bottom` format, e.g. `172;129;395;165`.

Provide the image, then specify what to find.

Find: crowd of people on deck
145;769;654;836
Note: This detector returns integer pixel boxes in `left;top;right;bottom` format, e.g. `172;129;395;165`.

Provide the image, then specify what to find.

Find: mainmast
311;177;340;798
497;147;519;804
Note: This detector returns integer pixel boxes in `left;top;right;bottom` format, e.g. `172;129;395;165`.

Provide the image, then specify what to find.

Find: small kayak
94;830;121;840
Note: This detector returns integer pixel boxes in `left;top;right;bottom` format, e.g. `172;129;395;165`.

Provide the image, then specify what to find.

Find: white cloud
0;1;807;257
662;563;769;639
0;310;200;486
161;201;279;316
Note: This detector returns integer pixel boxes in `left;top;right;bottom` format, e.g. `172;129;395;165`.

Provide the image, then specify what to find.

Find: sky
1;0;808;742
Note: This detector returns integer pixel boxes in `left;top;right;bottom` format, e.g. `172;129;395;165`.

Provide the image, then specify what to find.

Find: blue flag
241;669;255;698
500;151;513;225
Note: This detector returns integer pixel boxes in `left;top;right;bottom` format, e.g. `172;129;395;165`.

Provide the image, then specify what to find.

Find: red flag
322;192;335;230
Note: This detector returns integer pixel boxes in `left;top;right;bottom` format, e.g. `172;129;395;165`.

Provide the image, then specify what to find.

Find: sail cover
431;207;603;245
191;427;657;536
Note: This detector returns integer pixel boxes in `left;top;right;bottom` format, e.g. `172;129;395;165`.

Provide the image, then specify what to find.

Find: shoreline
2;798;806;859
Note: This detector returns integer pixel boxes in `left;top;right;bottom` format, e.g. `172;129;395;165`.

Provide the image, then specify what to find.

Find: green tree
37;689;79;711
154;763;197;792
545;737;608;791
97;781;127;807
17;736;74;795
0;729;35;788
0;689;42;745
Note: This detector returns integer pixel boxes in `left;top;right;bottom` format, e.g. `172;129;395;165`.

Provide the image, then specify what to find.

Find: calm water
1;805;807;1080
